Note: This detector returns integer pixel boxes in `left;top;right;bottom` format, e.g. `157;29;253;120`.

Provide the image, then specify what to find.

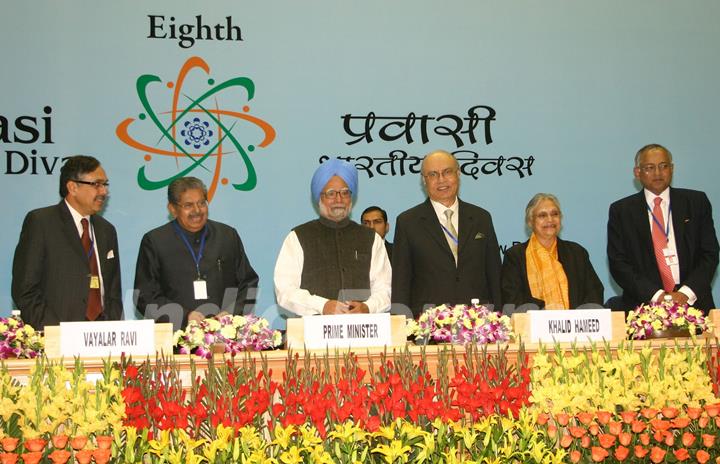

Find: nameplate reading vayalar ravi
529;309;612;343
59;320;156;357
303;313;392;349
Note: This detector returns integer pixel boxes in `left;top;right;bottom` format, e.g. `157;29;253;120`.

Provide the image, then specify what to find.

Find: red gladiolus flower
696;449;711;464
649;446;666;463
672;448;690;461
569;450;582;463
598;433;616;449
591;446;609;462
614;445;630;461
634;445;649;458
681;431;696;447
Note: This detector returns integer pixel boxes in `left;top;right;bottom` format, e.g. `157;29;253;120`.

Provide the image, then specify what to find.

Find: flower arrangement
0;311;43;359
626;298;712;340
173;314;282;358
409;301;513;344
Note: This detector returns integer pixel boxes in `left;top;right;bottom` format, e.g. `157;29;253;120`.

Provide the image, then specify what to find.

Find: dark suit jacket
501;238;604;312
12;201;123;329
134;219;259;330
392;198;502;317
384;241;393;263
607;188;719;312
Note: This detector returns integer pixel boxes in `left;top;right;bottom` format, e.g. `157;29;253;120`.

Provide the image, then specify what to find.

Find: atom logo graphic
116;56;275;200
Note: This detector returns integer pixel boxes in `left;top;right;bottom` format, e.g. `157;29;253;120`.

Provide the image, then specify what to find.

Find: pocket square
106;249;115;259
475;232;485;239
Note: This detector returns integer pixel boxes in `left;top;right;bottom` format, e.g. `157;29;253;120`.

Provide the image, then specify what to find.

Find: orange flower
614;445;630;461
596;410;612;425
681;431;696;447
619;411;636;423
634;445;649;458
577;412;594;425
92;448;111;464
701;433;716;447
649;446;666;463
699;416;710;428
639;433;651;446
608;421;622;435
704;403;720;417
673;448;690;462
48;450;71;464
641;408;659;419
0;452;19;464
664;431;675;447
569;426;587;438
618;432;632;447
686;407;702;419
547;424;558;439
588;424;600;436
74;450;92;464
715;416;720;428
537;412;550;425
591;446;609;462
569;450;582;463
652;430;664;443
598;433;616;449
649;419;671;431
661;407;679;419
696;449;711;464
581;435;591;448
671;417;691;429
20;452;42;464
631;420;646;433
560;434;573;448
556;412;570;426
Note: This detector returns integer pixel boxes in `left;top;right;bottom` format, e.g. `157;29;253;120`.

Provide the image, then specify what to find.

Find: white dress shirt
274;228;392;316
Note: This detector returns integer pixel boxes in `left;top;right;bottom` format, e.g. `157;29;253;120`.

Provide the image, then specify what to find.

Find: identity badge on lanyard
647;201;677;266
173;222;209;300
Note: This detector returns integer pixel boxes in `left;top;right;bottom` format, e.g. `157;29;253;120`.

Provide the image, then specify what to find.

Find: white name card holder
287;313;405;350
44;321;174;358
525;309;616;343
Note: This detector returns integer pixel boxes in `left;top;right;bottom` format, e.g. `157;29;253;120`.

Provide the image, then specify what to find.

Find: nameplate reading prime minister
529;309;612;343
59;320;156;357
303;313;392;349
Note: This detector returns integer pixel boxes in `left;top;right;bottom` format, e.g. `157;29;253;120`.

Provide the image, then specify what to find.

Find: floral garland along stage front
2;341;720;462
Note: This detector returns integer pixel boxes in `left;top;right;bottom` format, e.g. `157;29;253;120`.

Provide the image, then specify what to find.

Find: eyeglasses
176;200;208;211
73;179;109;189
321;188;352;199
535;210;561;220
638;163;672;174
423;168;457;180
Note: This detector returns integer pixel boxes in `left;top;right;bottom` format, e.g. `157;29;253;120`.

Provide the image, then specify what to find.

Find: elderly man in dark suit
12;155;123;329
607;143;719;313
392;150;502;318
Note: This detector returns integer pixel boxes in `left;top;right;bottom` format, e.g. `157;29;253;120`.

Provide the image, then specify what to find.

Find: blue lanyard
440;223;458;245
646;200;671;239
172;221;208;278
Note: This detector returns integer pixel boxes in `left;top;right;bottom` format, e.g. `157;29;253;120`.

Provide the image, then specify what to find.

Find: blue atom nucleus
180;117;214;150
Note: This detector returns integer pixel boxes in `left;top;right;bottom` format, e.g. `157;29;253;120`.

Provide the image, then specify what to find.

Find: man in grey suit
12;155;123;329
392;150;502;318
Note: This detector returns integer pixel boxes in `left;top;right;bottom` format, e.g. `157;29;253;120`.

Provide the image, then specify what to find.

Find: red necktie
651;197;675;293
81;218;102;320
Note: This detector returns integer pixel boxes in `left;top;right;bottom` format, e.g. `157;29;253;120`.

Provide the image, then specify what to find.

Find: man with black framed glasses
12;155;123;329
134;176;258;331
607;143;719;312
274;159;391;316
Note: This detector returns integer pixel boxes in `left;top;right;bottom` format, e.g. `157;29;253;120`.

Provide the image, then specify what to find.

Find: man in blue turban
274;159;391;315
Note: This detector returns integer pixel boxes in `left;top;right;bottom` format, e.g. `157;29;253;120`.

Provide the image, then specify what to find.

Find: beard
319;201;350;222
